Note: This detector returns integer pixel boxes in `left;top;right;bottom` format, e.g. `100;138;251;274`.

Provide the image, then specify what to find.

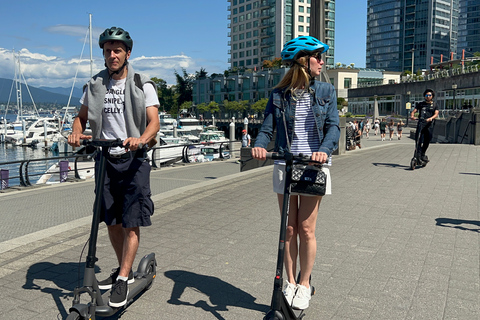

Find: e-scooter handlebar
266;152;323;166
81;138;144;150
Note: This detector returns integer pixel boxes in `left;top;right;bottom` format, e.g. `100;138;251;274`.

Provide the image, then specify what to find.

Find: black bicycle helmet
99;27;133;51
423;88;435;98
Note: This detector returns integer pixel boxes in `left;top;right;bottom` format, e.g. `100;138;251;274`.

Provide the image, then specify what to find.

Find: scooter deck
95;274;155;317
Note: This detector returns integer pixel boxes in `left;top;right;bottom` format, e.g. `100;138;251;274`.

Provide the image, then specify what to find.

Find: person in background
388;119;395;141
374;118;380;135
397;120;404;140
363;119;370;139
251;36;340;310
68;27;160;308
410;89;439;162
241;129;251;147
379;118;387;141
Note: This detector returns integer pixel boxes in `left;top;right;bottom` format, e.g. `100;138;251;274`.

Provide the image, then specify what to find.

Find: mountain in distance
0;78;82;106
38;86;84;101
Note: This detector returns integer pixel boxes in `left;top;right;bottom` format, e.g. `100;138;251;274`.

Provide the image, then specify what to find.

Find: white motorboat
5;117;64;147
177;117;203;136
159;112;176;130
199;127;229;144
159;128;199;144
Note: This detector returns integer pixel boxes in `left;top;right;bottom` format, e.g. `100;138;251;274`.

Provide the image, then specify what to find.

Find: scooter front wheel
65;311;84;320
410;158;416;170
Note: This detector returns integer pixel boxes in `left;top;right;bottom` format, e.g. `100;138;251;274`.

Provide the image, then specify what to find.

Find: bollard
229;121;235;158
59;160;69;183
0;169;9;190
44;121;48;147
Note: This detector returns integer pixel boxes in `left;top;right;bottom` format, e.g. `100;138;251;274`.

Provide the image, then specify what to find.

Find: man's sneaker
98;267;134;290
421;155;429;162
292;284;312;310
283;281;297;306
109;279;129;308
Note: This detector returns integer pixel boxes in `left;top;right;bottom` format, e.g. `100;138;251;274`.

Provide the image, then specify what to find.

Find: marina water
1;114;65;186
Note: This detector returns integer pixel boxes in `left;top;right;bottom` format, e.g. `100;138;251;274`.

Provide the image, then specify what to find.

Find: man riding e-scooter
410;89;439;164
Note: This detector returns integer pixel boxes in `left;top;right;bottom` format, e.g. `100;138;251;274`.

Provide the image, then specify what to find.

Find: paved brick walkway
1;135;479;319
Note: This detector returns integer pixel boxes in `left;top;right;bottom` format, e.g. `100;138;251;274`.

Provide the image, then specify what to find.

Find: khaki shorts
272;164;332;195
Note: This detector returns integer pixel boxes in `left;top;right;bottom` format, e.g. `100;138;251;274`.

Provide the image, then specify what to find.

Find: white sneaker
283;281;296;306
292;284;311;310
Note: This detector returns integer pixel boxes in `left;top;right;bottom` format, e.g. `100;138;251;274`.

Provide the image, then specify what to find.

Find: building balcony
259;0;275;9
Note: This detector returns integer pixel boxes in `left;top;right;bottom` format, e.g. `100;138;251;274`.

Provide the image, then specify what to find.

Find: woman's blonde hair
275;56;311;92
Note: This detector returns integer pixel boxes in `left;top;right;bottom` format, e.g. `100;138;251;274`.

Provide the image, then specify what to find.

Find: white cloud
0;47;228;88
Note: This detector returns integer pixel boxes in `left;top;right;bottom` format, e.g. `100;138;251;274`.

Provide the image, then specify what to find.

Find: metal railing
0;141;242;189
0;153;92;188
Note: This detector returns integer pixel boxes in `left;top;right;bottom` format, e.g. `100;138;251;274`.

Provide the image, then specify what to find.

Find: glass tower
228;0;335;70
458;0;480;55
367;0;459;72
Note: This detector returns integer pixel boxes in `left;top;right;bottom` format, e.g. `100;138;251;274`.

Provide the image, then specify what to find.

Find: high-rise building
228;0;335;70
458;0;480;55
366;0;459;72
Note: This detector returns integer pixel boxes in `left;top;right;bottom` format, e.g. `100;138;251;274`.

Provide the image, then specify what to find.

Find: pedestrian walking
379;118;387;141
397;120;404;140
388;119;395;140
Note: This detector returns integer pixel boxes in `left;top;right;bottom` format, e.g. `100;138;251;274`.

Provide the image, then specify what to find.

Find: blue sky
0;0;366;88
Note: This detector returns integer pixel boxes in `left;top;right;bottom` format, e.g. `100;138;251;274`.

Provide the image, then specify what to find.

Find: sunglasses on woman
310;52;322;62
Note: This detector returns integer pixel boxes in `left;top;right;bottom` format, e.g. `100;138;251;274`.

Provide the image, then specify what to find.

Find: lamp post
411;48;415;74
406;91;411;125
452;84;457;111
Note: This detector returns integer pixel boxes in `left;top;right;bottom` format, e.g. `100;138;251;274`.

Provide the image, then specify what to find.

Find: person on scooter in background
251;36;340;310
67;27;160;308
410;89;439;163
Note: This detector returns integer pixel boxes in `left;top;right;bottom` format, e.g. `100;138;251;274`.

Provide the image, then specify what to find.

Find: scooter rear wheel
144;260;156;291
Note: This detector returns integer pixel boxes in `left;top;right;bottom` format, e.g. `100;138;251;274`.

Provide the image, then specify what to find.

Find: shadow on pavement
372;162;411;170
435;217;480;233
459;172;480;176
22;261;101;319
165;270;269;320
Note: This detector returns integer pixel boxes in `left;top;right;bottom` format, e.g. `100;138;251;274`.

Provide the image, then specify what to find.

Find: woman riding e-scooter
410;88;439;163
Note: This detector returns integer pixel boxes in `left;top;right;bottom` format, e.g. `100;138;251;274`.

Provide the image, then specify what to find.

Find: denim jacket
255;80;340;156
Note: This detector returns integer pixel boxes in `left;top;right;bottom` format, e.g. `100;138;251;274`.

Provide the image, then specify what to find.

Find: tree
251;98;268;114
179;101;193;113
337;97;348;111
223;100;240;113
174;68;194;107
151;77;175;112
262;58;282;69
197;101;220;116
195;68;208;79
223;100;249;117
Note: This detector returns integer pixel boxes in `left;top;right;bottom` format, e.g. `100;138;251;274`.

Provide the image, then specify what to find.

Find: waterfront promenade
1;134;480;319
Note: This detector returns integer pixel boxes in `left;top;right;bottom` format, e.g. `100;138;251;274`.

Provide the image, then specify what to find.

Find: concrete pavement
1;133;480;319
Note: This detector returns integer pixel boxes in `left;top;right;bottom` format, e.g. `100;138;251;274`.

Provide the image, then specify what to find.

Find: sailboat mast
89;13;93;78
13;50;23;123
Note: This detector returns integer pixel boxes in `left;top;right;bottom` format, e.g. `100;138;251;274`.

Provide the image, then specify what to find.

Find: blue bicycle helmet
281;36;329;63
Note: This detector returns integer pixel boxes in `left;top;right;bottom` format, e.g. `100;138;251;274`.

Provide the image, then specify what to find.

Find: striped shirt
290;92;320;156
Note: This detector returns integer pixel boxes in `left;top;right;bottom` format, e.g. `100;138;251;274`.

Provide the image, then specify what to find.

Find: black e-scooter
66;139;156;320
410;119;428;170
263;152;317;320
